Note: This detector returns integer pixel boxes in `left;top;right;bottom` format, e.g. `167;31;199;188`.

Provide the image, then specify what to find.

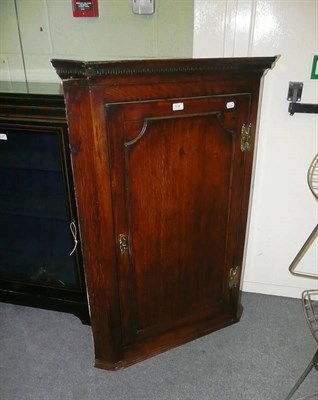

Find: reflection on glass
0;129;78;288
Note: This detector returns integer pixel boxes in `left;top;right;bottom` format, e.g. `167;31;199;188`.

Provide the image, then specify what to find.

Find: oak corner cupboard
52;56;278;370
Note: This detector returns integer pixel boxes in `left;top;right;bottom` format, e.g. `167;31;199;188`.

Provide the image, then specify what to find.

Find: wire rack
308;154;318;200
303;290;318;345
289;153;318;280
285;153;318;400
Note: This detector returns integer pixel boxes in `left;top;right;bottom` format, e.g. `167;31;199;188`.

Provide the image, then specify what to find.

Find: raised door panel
105;94;250;347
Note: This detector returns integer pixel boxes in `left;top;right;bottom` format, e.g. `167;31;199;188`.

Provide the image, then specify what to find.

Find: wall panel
194;0;318;298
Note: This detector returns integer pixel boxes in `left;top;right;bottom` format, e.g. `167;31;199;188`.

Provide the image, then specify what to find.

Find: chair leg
284;349;318;400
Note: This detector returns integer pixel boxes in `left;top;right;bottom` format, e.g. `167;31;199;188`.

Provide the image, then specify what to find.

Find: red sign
72;0;98;17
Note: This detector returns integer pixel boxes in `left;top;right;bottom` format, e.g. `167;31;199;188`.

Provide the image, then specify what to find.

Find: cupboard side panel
62;83;122;368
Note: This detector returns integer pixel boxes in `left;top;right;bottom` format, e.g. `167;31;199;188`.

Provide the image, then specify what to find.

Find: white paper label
0;133;7;140
172;102;184;111
226;101;235;109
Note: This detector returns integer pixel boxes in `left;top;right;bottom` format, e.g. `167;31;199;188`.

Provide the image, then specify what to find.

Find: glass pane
0;129;78;289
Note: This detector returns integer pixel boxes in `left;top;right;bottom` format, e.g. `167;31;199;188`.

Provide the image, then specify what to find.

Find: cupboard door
106;95;250;346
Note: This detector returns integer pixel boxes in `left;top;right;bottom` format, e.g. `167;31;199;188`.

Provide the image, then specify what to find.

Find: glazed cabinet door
0;92;89;324
105;94;251;347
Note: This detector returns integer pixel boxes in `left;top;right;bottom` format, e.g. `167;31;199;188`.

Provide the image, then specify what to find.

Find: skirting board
242;281;318;299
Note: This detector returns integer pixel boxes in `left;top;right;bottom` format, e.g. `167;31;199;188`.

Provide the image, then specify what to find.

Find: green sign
311;55;318;79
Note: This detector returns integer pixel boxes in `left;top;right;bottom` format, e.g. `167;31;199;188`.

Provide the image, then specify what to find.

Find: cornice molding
51;57;279;81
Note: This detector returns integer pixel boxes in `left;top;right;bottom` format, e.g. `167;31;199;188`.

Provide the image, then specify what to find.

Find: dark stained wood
52;57;278;369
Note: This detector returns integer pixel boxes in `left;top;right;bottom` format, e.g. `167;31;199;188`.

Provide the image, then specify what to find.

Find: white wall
194;0;318;298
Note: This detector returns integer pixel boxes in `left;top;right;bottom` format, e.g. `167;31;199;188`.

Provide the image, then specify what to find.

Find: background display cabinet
52;57;277;369
0;85;89;324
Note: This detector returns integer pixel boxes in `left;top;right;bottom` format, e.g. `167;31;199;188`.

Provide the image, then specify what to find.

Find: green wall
0;0;194;83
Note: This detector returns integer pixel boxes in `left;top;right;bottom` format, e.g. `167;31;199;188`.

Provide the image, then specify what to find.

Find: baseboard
242;280;317;299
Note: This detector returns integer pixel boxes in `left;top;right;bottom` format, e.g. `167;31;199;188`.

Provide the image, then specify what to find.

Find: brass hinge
119;234;128;254
229;266;240;289
241;123;252;152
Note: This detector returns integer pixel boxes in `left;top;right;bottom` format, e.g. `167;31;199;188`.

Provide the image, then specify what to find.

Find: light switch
132;0;155;15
